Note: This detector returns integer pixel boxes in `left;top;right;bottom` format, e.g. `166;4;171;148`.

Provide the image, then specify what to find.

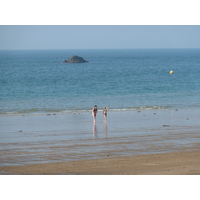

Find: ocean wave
109;106;171;111
0;106;172;116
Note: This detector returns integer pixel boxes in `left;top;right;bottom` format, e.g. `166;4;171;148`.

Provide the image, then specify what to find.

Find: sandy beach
1;108;200;175
1;150;200;175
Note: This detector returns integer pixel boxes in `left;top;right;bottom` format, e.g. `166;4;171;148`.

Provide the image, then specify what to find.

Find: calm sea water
1;49;200;115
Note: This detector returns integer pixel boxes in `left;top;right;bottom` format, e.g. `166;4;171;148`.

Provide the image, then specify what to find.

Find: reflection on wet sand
93;121;108;138
104;120;107;137
93;123;97;137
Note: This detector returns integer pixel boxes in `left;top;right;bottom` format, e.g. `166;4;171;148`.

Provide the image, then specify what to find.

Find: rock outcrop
64;55;88;63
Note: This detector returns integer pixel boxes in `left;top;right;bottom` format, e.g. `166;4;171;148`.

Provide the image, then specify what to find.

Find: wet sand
1;109;200;174
1;150;200;175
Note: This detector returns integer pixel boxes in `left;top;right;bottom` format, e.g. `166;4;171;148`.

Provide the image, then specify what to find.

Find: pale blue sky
0;25;200;50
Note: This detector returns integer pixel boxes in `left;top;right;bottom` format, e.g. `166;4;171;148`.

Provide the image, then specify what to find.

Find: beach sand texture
0;109;200;175
1;150;200;175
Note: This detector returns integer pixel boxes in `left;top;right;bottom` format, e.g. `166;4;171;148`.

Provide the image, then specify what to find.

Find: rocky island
63;55;88;63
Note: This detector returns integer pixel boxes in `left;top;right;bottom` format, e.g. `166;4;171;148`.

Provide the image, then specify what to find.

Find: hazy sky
0;25;200;50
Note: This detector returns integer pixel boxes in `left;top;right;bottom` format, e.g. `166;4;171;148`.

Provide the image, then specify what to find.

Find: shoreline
1;106;199;116
1;150;200;175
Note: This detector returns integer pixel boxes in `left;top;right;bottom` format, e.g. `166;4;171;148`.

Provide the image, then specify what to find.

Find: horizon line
1;47;200;51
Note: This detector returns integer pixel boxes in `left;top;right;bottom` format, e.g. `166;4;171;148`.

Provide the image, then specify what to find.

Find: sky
0;25;200;50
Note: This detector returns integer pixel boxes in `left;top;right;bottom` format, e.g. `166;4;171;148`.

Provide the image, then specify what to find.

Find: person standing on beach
103;106;108;121
92;105;98;123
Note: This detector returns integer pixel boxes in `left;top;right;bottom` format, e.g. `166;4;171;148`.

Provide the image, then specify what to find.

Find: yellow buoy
169;70;174;74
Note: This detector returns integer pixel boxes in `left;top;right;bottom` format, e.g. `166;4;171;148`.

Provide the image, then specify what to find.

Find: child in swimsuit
103;106;108;121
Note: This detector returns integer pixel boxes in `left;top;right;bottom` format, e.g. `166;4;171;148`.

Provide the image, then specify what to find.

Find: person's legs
103;114;107;121
93;113;96;123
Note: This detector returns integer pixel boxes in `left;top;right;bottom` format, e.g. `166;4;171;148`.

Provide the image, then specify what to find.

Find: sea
1;48;200;114
1;49;200;168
